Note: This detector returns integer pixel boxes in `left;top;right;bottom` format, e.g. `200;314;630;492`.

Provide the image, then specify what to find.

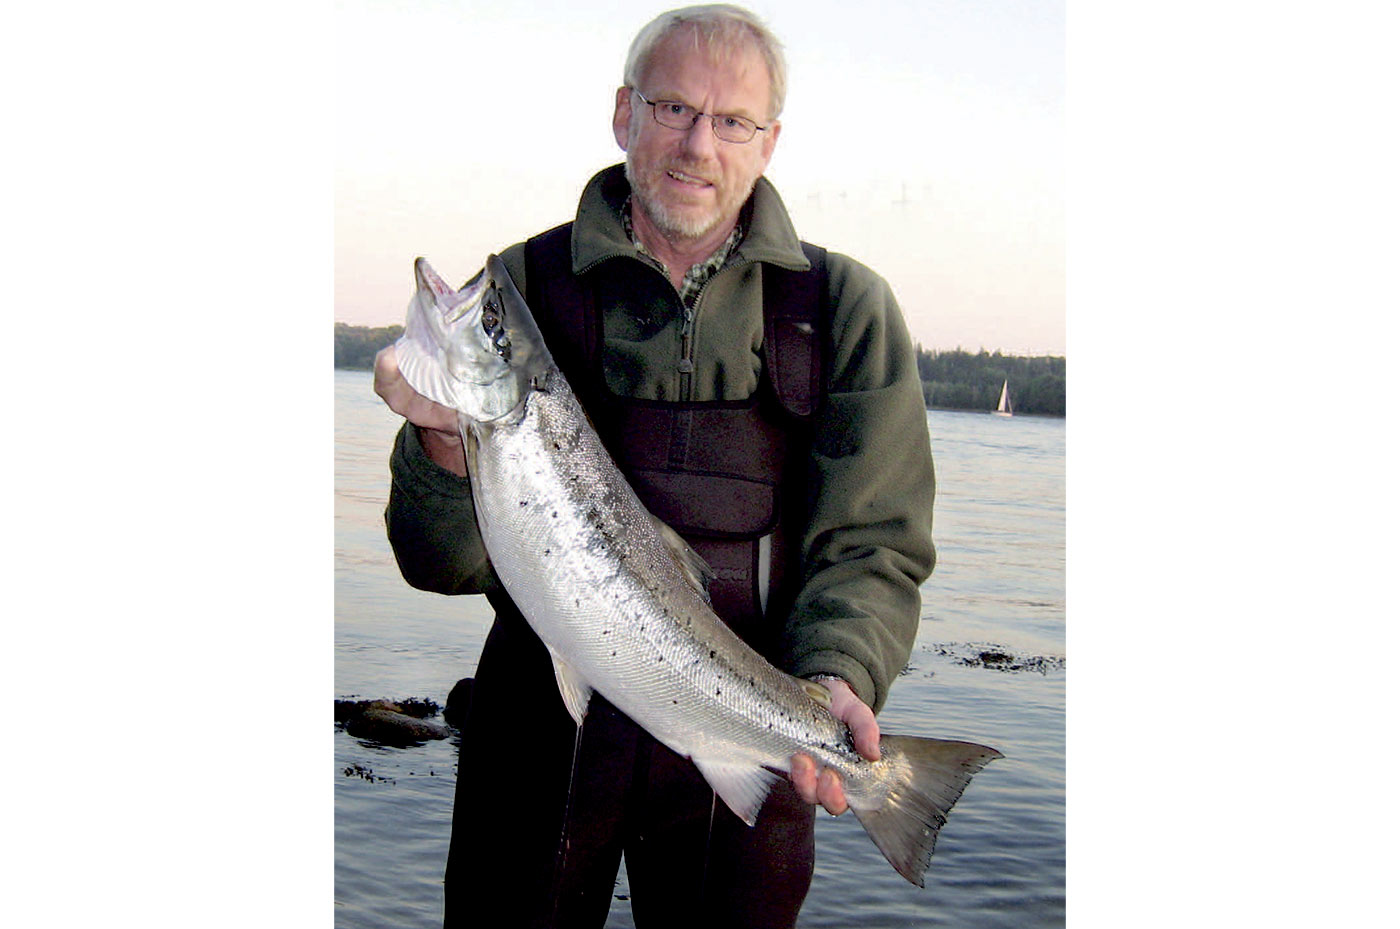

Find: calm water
334;368;1065;928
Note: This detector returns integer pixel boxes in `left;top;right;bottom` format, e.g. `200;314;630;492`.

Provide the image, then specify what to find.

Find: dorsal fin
653;517;714;604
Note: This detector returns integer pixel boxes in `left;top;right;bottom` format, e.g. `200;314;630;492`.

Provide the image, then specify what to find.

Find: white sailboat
994;379;1013;417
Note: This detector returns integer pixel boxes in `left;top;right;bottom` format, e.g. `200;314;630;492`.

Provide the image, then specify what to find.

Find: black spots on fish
715;688;722;697
544;549;551;556
519;500;529;508
552;511;558;519
672;699;679;705
601;629;609;635
708;650;716;659
611;650;616;657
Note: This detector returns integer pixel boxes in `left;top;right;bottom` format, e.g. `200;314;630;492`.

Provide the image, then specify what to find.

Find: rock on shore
335;698;452;745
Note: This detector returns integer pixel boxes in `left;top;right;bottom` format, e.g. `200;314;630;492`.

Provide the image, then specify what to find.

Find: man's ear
612;86;634;151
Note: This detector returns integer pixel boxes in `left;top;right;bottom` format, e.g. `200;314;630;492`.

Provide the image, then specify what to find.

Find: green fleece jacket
385;165;935;714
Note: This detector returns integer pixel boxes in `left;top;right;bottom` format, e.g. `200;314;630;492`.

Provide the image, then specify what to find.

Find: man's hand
373;344;468;476
789;677;880;815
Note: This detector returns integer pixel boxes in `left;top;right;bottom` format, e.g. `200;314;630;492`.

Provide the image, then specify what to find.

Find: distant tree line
333;325;1065;416
335;322;403;370
916;347;1065;416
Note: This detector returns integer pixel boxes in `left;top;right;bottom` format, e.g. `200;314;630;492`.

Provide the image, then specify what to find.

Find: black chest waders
442;224;830;929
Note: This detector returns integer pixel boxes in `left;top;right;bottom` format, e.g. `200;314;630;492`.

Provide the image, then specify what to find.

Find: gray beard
624;155;753;243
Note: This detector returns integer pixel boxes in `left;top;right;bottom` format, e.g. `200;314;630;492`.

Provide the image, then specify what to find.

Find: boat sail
994;379;1013;417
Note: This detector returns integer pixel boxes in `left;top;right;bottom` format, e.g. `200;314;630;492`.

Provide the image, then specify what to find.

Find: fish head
395;254;554;423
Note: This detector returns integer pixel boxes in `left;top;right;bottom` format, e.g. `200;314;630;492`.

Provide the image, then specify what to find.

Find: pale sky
336;0;1064;355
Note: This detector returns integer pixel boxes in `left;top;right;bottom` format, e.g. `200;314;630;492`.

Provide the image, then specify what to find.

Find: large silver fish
394;255;1001;886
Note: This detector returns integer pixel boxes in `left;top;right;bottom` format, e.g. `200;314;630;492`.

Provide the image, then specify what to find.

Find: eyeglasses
630;89;768;144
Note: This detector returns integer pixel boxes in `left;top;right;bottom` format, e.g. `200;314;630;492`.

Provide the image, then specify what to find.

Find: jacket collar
570;164;810;276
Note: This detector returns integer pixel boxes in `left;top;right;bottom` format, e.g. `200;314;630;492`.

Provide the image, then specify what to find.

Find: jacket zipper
678;306;696;398
677;262;747;400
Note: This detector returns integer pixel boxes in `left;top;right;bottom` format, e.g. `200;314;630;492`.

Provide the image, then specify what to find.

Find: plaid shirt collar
621;195;745;310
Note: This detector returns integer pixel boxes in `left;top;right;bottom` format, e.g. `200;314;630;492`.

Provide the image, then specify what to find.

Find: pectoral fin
545;646;593;727
654;517;715;605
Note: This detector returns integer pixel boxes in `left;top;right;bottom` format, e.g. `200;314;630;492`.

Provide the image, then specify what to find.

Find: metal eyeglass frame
629;88;769;144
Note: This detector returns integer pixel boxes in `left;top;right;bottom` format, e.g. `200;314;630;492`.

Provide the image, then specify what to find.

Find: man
374;5;935;927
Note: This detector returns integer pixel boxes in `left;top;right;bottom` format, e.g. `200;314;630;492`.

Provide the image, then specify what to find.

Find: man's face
613;32;781;244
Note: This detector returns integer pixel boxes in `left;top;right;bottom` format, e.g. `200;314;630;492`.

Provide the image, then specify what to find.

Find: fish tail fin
851;735;1002;887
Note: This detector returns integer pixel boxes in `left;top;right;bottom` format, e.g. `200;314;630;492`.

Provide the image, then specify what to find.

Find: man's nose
680;116;719;159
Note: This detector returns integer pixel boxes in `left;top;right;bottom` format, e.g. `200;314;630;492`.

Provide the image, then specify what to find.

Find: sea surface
334;367;1065;928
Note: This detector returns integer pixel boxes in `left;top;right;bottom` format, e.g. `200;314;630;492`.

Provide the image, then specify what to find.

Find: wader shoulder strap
762;242;828;419
524;222;596;393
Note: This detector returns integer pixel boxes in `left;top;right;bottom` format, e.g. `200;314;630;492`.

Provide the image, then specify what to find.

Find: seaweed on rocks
923;642;1066;674
335;697;453;746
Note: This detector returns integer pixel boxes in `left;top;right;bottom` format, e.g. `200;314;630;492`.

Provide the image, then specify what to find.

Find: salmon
393;255;1001;885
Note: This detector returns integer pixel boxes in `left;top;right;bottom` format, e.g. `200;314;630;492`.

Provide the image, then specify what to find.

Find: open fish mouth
395;255;553;424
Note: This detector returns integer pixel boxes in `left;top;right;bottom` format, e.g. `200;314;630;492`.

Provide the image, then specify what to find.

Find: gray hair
623;5;788;120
